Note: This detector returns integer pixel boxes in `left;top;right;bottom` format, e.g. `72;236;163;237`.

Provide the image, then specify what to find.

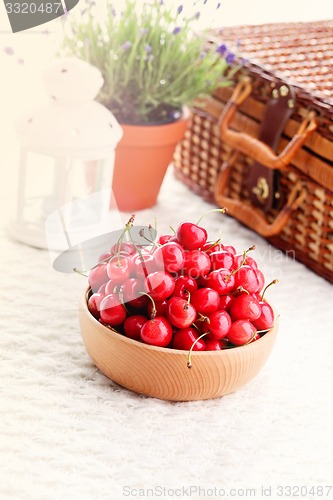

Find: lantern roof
15;58;123;159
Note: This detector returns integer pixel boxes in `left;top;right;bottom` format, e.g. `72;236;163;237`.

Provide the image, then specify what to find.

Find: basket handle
215;152;306;237
218;78;318;170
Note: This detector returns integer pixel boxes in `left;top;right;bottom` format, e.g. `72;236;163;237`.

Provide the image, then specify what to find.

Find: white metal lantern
9;57;123;250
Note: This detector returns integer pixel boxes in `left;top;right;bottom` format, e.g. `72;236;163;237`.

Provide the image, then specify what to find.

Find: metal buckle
252;176;269;203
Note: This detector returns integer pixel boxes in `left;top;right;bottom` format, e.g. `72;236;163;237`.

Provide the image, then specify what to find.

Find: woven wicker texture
174;20;333;282
210;20;333;106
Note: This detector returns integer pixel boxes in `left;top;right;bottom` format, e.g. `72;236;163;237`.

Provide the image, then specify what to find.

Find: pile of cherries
86;214;277;367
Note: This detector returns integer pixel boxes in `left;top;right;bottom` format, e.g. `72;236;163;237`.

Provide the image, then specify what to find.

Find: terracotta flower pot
111;108;190;211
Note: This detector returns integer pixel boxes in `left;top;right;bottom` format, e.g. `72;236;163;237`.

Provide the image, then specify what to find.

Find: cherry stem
229;245;256;277
127;216;146;263
118;289;130;314
187;332;209;369
73;268;89;278
185;290;191;306
203;238;221;253
139;228;155;245
73;251;116;275
197;313;210;323
169;226;176;235
242;323;276;346
114;214;135;266
196;208;227;225
138;292;156;319
139;225;160;253
261;279;279;301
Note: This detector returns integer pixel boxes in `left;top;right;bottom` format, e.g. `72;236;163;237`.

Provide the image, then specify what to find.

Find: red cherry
173;276;198;299
172;327;206;351
183;250;211;278
88;263;109;292
229;294;261;321
98;251;112;263
100;293;127;326
202;242;236;256
166;297;197;329
131;252;160;278
202;241;222;255
105;279;117;295
140;317;173;347
194;318;210;334
227;319;256;346
206;310;232;339
234;265;260;293
234;254;258;270
154;242;185;273
219;294;234;311
106;255;131;285
252;301;274;330
222;244;236;256
205;338;228;350
123;314;147;340
158;234;173;245
145;271;175;301
256;269;265;292
196;275;210;288
210;250;235;271
206;268;235;294
190;287;220;315
98;283;107;295
121;278;147;309
87;292;104;319
110;241;137;256
147;299;168;318
176;221;208;250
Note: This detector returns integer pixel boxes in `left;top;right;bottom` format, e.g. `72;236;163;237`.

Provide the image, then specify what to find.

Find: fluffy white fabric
1;169;332;500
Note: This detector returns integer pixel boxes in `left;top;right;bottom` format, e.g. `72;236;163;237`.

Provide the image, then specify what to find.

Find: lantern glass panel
17;152;57;227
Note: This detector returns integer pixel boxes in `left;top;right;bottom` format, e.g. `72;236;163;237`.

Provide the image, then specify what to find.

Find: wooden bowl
79;290;279;401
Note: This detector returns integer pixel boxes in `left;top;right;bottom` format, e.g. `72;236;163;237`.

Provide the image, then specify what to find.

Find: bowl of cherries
78;212;279;401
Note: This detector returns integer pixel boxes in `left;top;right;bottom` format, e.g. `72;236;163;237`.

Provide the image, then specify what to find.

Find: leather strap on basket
215;151;307;237
218;78;318;171
215;78;318;237
247;83;296;211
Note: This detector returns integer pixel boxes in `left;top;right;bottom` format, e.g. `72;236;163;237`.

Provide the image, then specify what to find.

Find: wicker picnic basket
174;20;333;282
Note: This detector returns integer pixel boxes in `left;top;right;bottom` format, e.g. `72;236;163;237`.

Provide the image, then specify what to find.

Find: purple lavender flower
140;28;149;36
173;26;182;35
4;46;14;56
216;43;227;55
177;5;183;14
121;41;132;51
203;0;208;4
226;51;235;64
217;2;221;8
195;11;201;19
144;44;152;53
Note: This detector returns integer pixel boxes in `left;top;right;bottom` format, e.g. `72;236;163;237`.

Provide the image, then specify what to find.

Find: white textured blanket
1;169;332;500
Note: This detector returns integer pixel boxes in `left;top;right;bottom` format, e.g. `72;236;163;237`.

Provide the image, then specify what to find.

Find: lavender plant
61;0;239;124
